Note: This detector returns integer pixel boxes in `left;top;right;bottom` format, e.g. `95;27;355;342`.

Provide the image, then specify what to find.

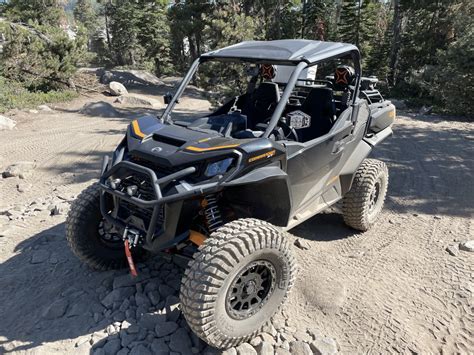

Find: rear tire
180;218;297;349
66;183;147;270
342;159;389;231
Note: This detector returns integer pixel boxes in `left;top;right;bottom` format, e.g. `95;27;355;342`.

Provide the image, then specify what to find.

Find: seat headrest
260;64;277;80
254;82;280;98
334;65;355;91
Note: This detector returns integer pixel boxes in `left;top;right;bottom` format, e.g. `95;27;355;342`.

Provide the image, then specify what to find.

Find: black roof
201;39;359;65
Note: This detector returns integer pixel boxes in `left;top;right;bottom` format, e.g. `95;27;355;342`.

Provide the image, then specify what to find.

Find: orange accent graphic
185;144;240;152
261;64;276;80
248;149;276;163
335;69;349;85
131;120;146;138
189;230;207;246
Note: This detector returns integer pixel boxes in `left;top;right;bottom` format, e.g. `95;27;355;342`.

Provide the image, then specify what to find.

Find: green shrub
0;77;78;113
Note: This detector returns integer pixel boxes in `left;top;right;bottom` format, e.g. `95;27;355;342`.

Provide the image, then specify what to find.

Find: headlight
205;158;234;177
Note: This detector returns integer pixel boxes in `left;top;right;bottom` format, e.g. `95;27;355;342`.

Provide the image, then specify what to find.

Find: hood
126;115;248;167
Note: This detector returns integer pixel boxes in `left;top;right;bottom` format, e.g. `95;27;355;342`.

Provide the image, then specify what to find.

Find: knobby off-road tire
66;182;147;270
342;158;389;231
180;218;297;349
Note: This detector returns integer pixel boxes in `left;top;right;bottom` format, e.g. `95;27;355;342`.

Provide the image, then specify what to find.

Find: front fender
222;165;292;227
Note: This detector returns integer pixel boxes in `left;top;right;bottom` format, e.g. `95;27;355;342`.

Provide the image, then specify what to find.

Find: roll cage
160;39;362;139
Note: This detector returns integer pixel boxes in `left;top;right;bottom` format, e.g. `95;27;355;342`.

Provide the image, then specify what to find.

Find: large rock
115;94;163;108
294;238;311;250
101;287;135;308
103;339;121;355
100;71;115;84
155;321;178;337
79;101;121;118
158;284;174;299
31;249;50;264
129;344;152;355
310;337;338;355
299;275;347;315
236;343;257;355
150;338;169;355
120;332;137;348
38;104;53;112
109;81;128;96
459;240;474;252
100;69;163;86
256;341;274;355
2;161;36;179
42;298;69;319
289;341;312;355
139;312;166;330
0;115;16;130
169;328;192;354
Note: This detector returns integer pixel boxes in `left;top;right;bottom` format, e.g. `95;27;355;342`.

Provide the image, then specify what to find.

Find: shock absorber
203;194;223;233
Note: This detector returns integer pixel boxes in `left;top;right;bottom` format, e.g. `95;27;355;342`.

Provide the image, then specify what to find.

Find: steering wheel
259;117;299;142
278;119;299;142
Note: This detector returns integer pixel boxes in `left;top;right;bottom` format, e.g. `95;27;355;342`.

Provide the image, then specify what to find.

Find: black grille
112;171;163;231
120;173;156;201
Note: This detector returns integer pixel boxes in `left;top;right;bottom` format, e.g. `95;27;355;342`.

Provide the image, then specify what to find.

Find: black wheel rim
226;260;276;320
368;180;381;213
97;219;123;249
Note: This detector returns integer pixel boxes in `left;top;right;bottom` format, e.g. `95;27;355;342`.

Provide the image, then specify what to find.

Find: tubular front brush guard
99;157;219;247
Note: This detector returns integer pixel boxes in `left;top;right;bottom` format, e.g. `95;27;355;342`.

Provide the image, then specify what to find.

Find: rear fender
339;140;372;195
340;126;392;194
222;165;292;227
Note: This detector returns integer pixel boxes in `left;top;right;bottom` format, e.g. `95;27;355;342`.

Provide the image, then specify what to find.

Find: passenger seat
297;87;336;142
242;82;280;130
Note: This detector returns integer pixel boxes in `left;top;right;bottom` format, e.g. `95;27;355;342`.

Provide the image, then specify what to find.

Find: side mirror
163;92;173;105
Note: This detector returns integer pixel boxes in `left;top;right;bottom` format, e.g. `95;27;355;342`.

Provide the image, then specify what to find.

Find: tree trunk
104;0;112;53
388;0;402;86
301;0;307;38
355;0;361;47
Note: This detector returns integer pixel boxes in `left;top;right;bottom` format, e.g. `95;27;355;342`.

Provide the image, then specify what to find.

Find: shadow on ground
0;223;208;354
372;117;474;217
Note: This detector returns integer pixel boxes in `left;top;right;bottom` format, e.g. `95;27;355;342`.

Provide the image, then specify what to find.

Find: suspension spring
203;194;223;233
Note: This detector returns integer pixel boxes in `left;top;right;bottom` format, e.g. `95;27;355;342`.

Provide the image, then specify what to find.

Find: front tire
66;183;147;270
180;218;297;349
342;159;389;231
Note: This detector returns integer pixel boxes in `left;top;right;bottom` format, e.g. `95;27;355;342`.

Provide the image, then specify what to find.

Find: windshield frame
160;50;361;138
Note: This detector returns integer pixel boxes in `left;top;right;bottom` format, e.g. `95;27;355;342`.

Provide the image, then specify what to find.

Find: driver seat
297;87;336;142
242;82;280;130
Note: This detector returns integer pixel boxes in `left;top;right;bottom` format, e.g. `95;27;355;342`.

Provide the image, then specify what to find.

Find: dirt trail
0;89;472;354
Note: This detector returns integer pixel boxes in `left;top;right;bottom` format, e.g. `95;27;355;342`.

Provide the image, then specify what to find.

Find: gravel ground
0;88;472;354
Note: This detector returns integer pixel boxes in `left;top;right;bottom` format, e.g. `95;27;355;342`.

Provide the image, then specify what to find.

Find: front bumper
99;157;219;251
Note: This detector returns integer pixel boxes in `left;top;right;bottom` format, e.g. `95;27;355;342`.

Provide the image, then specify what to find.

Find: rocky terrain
0;76;472;354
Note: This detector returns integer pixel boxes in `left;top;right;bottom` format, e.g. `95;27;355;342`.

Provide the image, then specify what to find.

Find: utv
66;40;395;349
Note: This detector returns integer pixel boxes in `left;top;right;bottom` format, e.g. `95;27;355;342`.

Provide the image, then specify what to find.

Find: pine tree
338;0;358;44
302;0;336;40
5;0;65;27
168;0;214;71
2;0;88;90
74;0;98;36
136;0;172;76
429;0;473;116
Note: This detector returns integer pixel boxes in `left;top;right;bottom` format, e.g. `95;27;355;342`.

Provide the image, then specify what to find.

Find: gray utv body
99;39;395;255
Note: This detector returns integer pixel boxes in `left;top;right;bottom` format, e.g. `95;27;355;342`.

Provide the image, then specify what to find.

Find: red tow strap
124;239;138;277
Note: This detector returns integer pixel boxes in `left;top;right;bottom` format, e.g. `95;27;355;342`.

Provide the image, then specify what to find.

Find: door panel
286;117;353;214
